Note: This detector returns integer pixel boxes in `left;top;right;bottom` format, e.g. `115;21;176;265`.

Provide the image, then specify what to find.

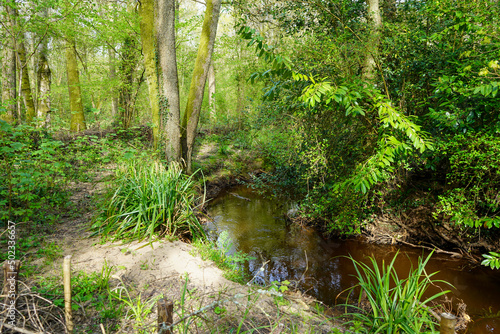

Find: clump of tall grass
92;161;205;241
344;251;452;333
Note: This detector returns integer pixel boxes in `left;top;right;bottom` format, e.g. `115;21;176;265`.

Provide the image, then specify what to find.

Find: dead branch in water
381;233;476;261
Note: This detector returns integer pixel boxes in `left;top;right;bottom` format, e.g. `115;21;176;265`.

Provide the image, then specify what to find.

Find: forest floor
8;151;343;333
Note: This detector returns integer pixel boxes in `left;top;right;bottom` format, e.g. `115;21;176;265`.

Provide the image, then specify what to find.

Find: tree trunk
236;36;245;129
1;2;17;122
156;0;182;162
17;35;36;123
108;47;119;119
66;36;86;132
140;0;161;150
208;61;216;119
118;37;138;129
37;33;51;127
181;0;222;173
362;0;382;81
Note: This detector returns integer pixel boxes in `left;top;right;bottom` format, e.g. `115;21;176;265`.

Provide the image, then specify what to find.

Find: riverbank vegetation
1;0;499;332
226;0;500;263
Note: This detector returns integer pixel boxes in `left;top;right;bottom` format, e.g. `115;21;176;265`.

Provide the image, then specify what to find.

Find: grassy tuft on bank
91;161;205;242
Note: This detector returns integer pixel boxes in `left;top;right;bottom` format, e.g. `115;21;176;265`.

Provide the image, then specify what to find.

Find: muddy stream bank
206;185;500;333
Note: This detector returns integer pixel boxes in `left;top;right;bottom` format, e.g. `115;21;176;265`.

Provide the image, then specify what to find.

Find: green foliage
433;132;500;228
0;121;71;224
482;252;500;270
231;0;500;245
292;73;434;194
34;261;116;310
32;261;123;330
345;252;451;333
237;19;434;234
302;187;365;236
92;161;205;242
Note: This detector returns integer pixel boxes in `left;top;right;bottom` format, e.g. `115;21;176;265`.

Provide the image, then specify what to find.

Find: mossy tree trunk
17;34;36;123
156;0;182;162
66;35;86;132
362;0;382;82
108;47;118;120
180;0;222;173
139;0;161;150
208;61;216;120
118;37;137;129
37;24;51;127
1;1;17;122
236;36;246;129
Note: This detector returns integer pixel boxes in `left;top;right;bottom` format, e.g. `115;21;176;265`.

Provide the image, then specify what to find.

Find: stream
206;186;500;333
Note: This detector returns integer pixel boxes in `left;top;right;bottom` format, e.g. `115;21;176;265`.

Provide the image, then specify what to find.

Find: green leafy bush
434;132;500;229
345;252;451;333
0;120;71;224
92;161;204;241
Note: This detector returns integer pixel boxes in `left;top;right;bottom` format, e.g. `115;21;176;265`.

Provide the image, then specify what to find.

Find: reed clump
344;251;452;333
92;161;204;241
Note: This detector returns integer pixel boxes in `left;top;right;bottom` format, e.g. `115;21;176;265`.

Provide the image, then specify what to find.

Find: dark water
207;186;500;333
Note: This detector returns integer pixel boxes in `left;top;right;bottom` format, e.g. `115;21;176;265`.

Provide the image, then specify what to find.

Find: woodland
1;0;500;333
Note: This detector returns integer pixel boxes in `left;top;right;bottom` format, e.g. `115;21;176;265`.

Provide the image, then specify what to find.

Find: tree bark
156;0;182;162
181;0;222;173
236;36;245;129
37;31;51;128
140;0;161;149
66;36;86;132
362;0;382;81
108;47;118;119
208;61;216;119
1;2;17;122
17;35;36;123
118;37;137;129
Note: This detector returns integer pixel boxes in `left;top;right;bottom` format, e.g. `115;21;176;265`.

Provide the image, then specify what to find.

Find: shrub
434;132;500;229
0;120;70;225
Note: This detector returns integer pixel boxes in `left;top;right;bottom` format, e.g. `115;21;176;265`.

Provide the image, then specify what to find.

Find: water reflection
207;186;500;333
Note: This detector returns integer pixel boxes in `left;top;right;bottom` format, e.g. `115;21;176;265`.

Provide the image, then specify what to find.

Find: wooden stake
440;312;456;334
3;260;20;310
157;298;173;334
63;255;74;333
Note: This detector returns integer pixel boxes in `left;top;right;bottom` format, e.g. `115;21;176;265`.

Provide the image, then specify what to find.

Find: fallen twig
0;322;44;334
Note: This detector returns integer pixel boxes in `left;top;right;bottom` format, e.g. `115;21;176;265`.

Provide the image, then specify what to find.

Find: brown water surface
207;186;500;333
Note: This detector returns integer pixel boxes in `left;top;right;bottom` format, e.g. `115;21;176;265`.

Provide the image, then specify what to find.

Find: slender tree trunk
140;0;161;149
156;0;182;162
208;61;216;119
1;2;17;122
18;35;36;123
66;36;86;132
236;37;245;129
108;47;119;119
181;0;222;173
37;30;51;127
362;0;382;81
119;37;137;129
